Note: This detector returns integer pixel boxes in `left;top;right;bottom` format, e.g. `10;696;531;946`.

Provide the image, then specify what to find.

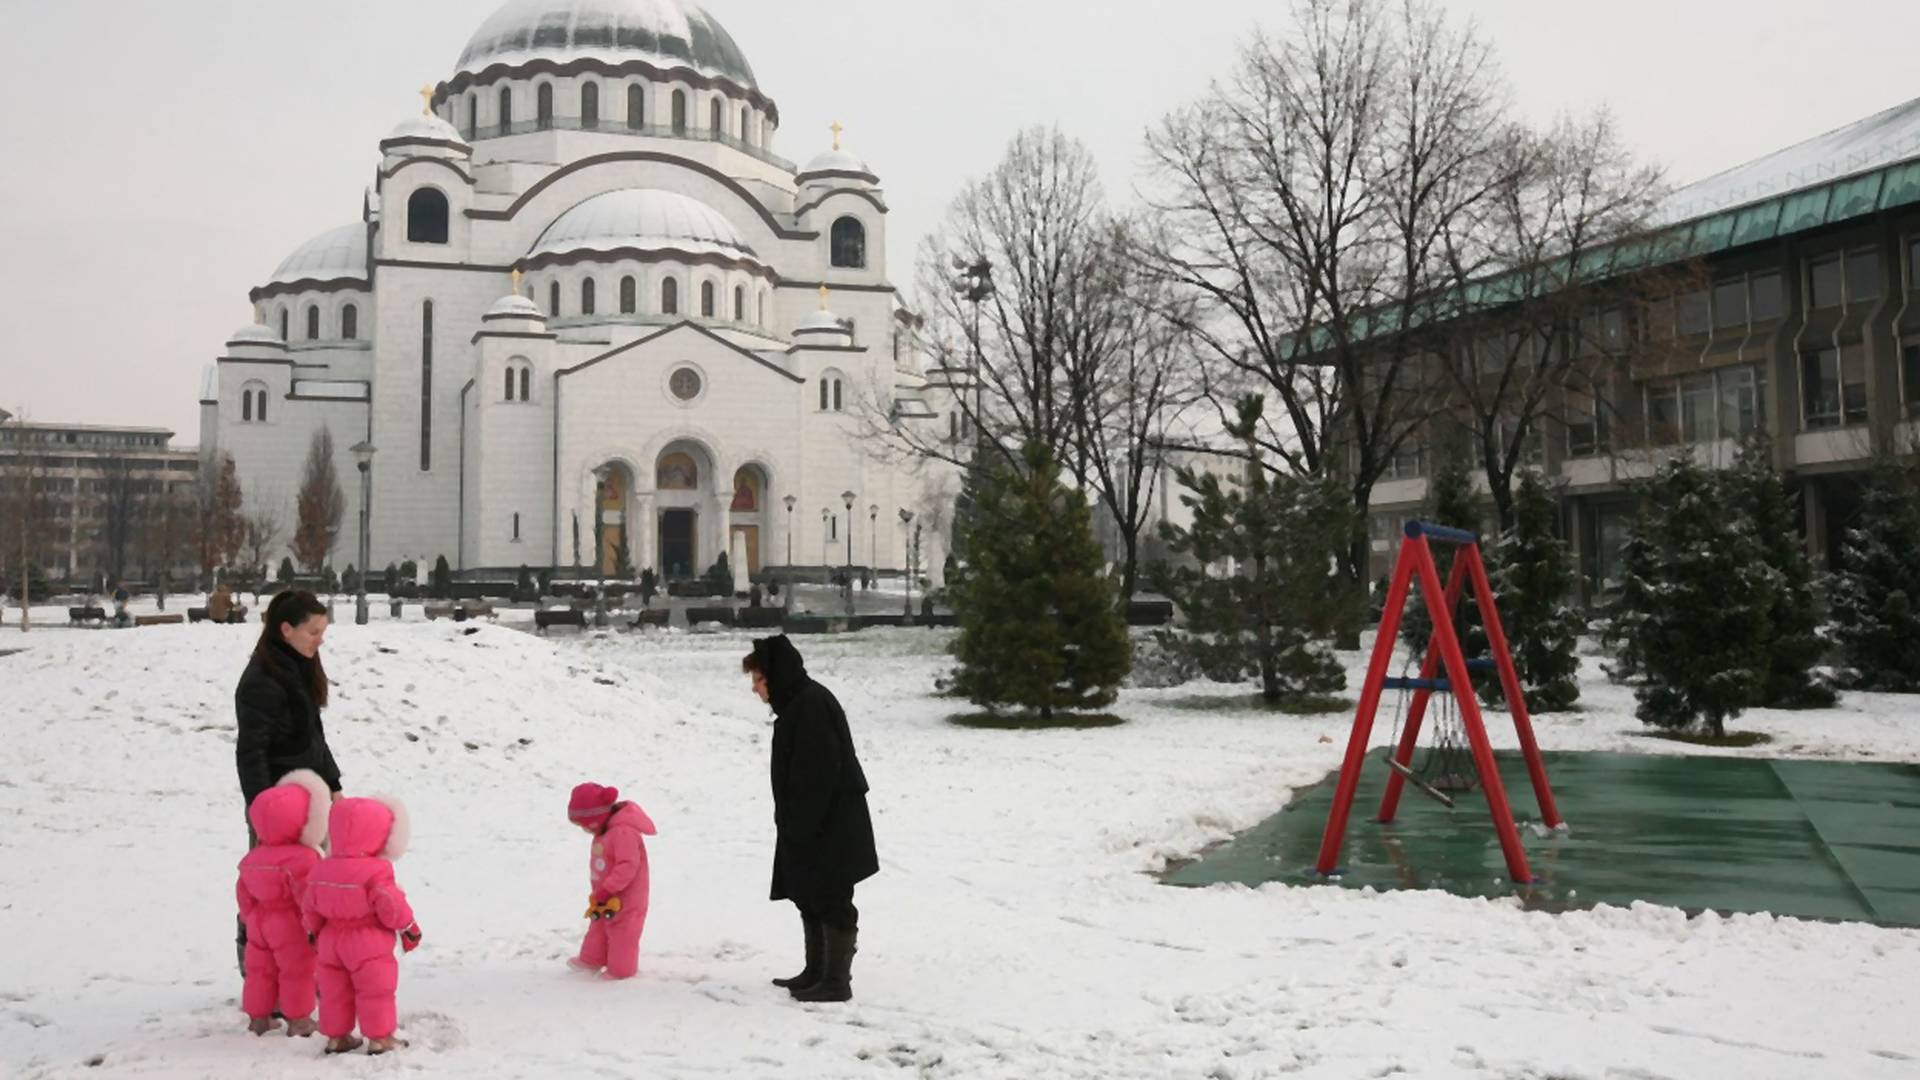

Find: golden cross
818;284;830;310
511;268;523;295
830;120;844;151
419;84;435;115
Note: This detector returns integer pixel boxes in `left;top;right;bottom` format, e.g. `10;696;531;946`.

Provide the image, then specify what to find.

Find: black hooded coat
752;635;878;904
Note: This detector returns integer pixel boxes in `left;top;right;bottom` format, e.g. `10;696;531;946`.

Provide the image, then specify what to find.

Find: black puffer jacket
754;635;878;903
234;642;342;807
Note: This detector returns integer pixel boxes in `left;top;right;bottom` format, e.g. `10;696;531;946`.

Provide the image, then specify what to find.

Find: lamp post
350;441;376;626
591;465;610;627
898;507;915;623
953;255;993;444
868;503;877;588
782;494;796;609
841;490;856;616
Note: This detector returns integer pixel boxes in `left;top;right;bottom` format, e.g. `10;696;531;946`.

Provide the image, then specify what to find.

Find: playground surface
1167;748;1920;928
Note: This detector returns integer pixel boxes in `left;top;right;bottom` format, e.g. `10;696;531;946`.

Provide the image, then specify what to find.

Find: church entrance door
660;509;696;579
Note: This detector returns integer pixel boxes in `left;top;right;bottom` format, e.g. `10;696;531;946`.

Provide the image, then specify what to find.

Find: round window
669;367;702;401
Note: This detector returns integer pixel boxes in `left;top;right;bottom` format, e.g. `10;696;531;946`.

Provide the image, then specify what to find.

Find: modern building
1366;96;1920;597
196;0;962;583
0;420;200;582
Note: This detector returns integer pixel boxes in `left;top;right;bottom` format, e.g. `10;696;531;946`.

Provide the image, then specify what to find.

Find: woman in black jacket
744;634;877;1003
233;589;343;972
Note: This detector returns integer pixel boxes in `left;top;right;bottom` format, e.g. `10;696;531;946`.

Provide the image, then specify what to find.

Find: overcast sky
2;0;1916;441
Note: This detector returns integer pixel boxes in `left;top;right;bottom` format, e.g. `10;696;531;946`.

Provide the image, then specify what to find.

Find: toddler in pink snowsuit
236;769;330;1037
303;795;420;1055
567;782;655;980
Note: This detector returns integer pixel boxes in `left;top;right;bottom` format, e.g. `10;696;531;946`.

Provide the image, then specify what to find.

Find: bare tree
1140;0;1512;583
292;428;344;574
1;408;57;631
100;457;140;584
242;496;286;597
194;451;245;587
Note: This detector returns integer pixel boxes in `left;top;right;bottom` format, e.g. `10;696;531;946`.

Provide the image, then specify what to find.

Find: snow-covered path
2;619;1916;1078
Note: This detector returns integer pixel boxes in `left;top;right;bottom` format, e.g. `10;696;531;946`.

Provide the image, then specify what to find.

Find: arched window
549;280;561;317
341;303;357;340
407;188;449;244
740;106;750;144
581;277;596;316
818;378;830;411
504;365;516;401
700;281;715;317
731;466;761;511
278;306;289;340
671;89;687;132
620;275;636;314
465;93;477;138
818;371;846;412
306;305;321;340
241;381;269;423
520;366;530;402
831;217;866;269
734;286;745;322
834;378;843;412
498;85;512;130
513;512;521;541
626;84;644;129
536;83;553;130
581;83;599;129
758;290;767;326
256;388;268;423
503;359;532;403
662;277;679;314
709;98;723;136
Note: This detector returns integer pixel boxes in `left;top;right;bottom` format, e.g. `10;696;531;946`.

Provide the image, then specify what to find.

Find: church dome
798;147;876;183
268;223;369;287
486;293;547;319
455;0;757;89
228;324;284;345
524;188;760;267
384;112;468;148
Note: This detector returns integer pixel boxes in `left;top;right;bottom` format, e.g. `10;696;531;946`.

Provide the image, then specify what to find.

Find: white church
198;0;962;584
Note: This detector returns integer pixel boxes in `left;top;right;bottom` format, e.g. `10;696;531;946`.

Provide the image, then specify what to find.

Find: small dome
269;223;369;287
487;293;547;319
384;112;468;148
794;308;843;334
526;188;760;267
228;324;284;346
798;147;876;184
456;0;758;90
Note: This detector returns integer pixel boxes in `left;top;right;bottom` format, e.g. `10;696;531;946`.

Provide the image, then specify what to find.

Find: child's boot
246;1015;281;1036
285;1017;317;1038
324;1035;365;1055
368;1036;410;1055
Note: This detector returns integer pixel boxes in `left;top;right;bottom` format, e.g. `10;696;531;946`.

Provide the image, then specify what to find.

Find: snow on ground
1;619;1916;1079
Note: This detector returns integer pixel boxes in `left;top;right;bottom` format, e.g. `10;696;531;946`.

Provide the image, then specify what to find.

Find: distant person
208;583;234;624
565;782;656;981
742;635;877;1002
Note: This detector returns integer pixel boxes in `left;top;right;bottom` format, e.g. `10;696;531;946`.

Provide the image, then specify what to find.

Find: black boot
790;925;855;1003
772;915;824;990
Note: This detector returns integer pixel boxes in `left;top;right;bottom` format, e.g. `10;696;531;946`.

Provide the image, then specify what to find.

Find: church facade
198;0;961;583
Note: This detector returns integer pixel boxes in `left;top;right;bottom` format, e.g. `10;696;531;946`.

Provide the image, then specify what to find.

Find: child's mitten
400;922;423;953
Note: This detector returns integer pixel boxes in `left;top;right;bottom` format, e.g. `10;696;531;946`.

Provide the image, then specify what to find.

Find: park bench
685;606;736;628
535;608;588;634
456;602;496;621
423;603;456;621
135;614;185;627
68;606;106;627
627;608;670;630
188;605;249;624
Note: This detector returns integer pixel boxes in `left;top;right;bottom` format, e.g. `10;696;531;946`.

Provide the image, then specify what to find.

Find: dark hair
255;589;330;707
741;650;762;674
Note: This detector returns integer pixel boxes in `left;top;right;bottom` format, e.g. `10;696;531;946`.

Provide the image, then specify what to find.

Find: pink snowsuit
236;775;326;1021
303;797;414;1041
576;801;656;979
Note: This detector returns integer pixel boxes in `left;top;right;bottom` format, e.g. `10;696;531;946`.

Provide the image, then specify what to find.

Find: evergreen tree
430;555;453;599
1151;396;1350;703
613;539;636;580
341;564;359;593
1629;456;1775;737
276;557;296;585
1722;434;1835;707
706;552;733;596
1481;469;1583;712
1831;461;1920;691
383;562;400;595
949;442;1130;720
1400;450;1482;655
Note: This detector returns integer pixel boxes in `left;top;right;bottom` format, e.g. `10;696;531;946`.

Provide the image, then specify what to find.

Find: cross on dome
419;84;435;115
818;284;830;310
830;121;844;151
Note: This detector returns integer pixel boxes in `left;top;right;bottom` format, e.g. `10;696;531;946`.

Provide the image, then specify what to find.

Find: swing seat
1383;676;1450;692
1383;754;1457;809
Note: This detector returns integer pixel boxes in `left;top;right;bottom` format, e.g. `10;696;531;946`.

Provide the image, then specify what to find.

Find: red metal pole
1315;535;1420;876
1377;550;1471;823
1463;544;1564;829
1415;540;1534;884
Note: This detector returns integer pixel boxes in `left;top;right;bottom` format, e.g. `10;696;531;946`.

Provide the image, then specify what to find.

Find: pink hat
568;782;619;822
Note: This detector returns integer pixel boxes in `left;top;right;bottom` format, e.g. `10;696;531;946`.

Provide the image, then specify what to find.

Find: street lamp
868;503;878;588
898;507;915;623
591;465;610;627
841;490;856;616
350;441;376;626
782;494;796;609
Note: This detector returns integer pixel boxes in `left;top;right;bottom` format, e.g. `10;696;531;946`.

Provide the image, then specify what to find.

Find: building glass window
1717;366;1765;439
307;305;321;340
498;86;512;131
465;93;477;139
709;97;722;134
550;281;561;318
1801;347;1868;429
671;90;687;132
582;278;596;316
581;83;599;129
662;278;678;314
342;303;357;340
1384;439;1423;479
734;286;745;322
739;106;750;143
1566;393;1610;458
700;281;715;317
278;307;289;340
1845;249;1880;303
513;512;520;541
833;379;843;412
407;188;449;244
831;217;866;269
520;366;530;402
1646;367;1762;445
818;378;829;411
504;365;515;401
242;391;253;422
1750;272;1784;320
1712;280;1747;329
1809;256;1843;309
627;85;644;129
536;83;553;130
1676;290;1710;335
620;276;636;314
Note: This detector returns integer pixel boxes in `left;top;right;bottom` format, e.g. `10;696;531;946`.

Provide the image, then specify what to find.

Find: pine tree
1722;434;1835;707
1482;469;1583;712
1830;461;1920;691
613;539;636;580
1599;508;1657;683
1630;456;1775;738
291;429;345;573
430;555;453;599
1151;396;1350;703
276;557;296;585
949;441;1130;721
1401;450;1482;655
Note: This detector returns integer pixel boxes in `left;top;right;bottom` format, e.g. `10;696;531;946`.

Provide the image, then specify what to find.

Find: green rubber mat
1167;750;1920;927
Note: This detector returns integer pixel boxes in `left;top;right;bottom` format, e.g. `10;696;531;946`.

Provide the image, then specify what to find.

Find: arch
580;82;599;128
709;97;723;135
536;82;554;129
661;277;679;314
700;280;715;318
504;363;516;401
733;285;745;322
472;151;824;242
594;462;631;575
498;84;512;130
671;89;688;132
549;279;561;317
730;464;764;511
341;302;358;340
278;306;289;340
407;187;450;244
831;216;866;269
306;304;321;340
620;275;636;313
626;83;644;129
581;276;596;316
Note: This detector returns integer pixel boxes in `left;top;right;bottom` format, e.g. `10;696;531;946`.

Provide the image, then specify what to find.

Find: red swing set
1315;521;1566;884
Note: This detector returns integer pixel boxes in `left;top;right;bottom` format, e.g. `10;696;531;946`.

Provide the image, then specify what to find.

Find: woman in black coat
744;634;877;1003
232;589;343;972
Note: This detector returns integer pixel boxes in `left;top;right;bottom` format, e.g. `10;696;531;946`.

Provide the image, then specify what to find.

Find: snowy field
2;613;1918;1079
